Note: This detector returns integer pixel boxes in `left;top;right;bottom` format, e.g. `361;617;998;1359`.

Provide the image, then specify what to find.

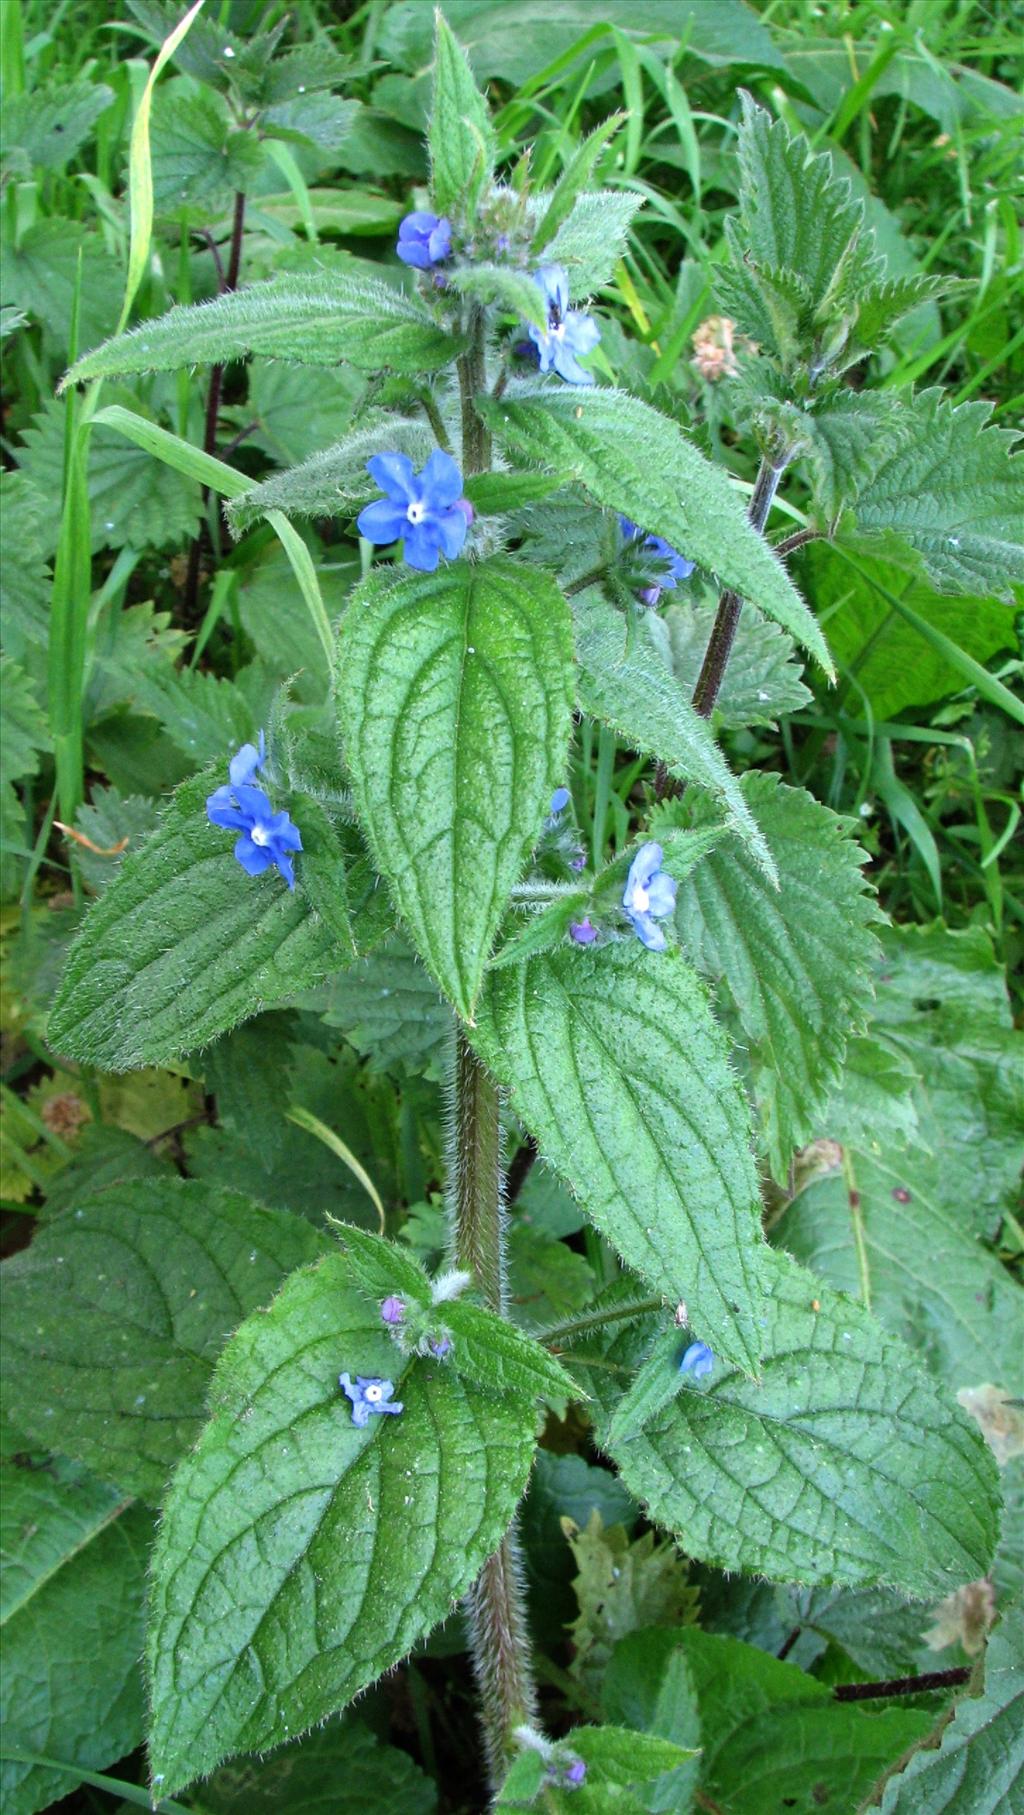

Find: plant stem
183;190;246;622
457;303;492;476
691;454;786;719
450;1028;506;1312
539;1295;665;1347
833;1666;970;1703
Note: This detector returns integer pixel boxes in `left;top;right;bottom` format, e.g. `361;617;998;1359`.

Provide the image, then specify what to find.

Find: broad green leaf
317;936;453;1079
800;389;912;518
71;788;159;894
541;190;644;296
146;1253;543;1794
2;219;123;358
0;1180;329;1502
666;1628;930;1815
532;116;626;254
659;595;811;728
479;386;832;671
429;13;495;216
574;591;774;876
48;773;354;1070
673;773;881;1176
0;80;114;171
472;944;768;1373
240;361;367;468
18;394;201;554
0;657;48;783
337;557;575;1019
849;388;1024;598
226;416;436;535
150;89;266;210
570;1250;1001;1593
264;93;359;152
0;1455;150;1815
565;1512;698;1696
64;274;464;389
41;1123;173;1220
448;261;548;328
602;1629;701;1815
203;1013;298;1169
803;541;1017;719
195;1717;437;1813
878;1599;1024;1813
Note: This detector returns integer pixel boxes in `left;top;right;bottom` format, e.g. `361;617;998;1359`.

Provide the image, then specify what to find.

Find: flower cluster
619;515;695;606
339;1373;403;1427
527;265;600;385
622;842;676;951
206;734;302;889
357;450;471;573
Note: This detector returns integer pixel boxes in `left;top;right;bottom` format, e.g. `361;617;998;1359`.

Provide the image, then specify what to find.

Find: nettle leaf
0;656;48;782
226;416;436;535
196;1716;437;1814
565;1511;698;1696
571;1250;1001;1594
337;556;575;1020
48;773;355;1070
674;773;880;1177
660;595;810;728
479;386;832;671
0;79;114;172
146;1252;544;1795
540;191;644;297
602;1629;701;1815
19;394;201;554
151;89;266;211
0;1454;150;1815
472;943;768;1373
877;1598;1024;1814
429;13;495;216
532;116;626;255
850;388;1024;598
801;389;912;519
0;1179;329;1503
574;590;774;876
264;93;360;153
3;219;123;358
64;274;464;389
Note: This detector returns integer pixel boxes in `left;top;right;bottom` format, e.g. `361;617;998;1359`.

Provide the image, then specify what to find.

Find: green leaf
429;13;495;217
0;657;48;783
849;388;1024;598
532;116;626;254
151;89;266;210
264;93;360;153
0;1179;329;1503
0;79;114;171
225;416;436;536
571;1250;1001;1594
203;1013;298;1170
194;1717;437;1814
18;395;201;554
673;773;881;1177
448;262;549;329
497;1726;697;1812
48;773;354;1070
0;1455;150;1815
318;936;453;1079
3;220;124;358
573;591;775;876
336;556;575;1020
602;1629;701;1815
479;386;833;671
877;1599;1023;1813
659;595;810;728
145;1252;541;1794
472;943;768;1373
801;390;912;519
564;1511;698;1696
41;1122;174;1219
64;274;464;389
540;190;644;296
240;361;367;468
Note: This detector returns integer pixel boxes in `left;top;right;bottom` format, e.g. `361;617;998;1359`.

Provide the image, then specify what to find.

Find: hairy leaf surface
337;557;575;1019
473;944;767;1372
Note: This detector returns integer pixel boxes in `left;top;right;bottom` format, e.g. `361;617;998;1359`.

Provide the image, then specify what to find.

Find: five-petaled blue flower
357;451;469;573
206;740;302;889
527;265;600;385
619;516;695;606
680;1340;714;1380
396;211;453;269
339;1372;404;1427
623;841;676;952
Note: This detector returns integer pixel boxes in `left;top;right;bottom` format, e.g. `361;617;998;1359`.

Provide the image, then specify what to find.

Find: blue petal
396;239;431;268
366;452;417;503
550;787;571;814
435;506;468;559
565;312;600;356
420;447;464;509
403;522;442;572
630;911;668;952
625;841;663;903
350;1399;371;1427
273;850;296;889
357;499;408;545
401;211;441;236
229;741;262;787
234;835;274;876
427;218;452;261
646;872;677;918
376;1399;403;1416
680;1340;714;1379
552;343;595;385
206;788;250;832
266;810;303;851
534;264;569;316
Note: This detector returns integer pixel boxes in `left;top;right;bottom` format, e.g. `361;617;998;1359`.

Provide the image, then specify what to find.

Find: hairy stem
457;303;492;476
183;190;246;621
465;1532;539;1789
690;455;786;719
450;1027;506;1312
540;1295;666;1347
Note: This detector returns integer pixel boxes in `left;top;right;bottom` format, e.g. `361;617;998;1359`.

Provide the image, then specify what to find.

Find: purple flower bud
380;1296;406;1326
453;496;475;527
563;1759;587;1787
569;851;587;872
549;787;571;816
569;918;598;945
428;1335;452;1359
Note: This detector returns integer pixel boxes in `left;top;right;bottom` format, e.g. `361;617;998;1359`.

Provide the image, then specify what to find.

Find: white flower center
364;1383;383;1402
250;823;270;847
407;500;426;525
633;883;650;912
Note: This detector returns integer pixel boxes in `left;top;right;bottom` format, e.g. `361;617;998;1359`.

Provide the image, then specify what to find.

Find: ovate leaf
0;1455;150;1815
0;1180;329;1502
571;1250;1001;1594
673;773;881;1176
541;190;644;296
479;385;832;671
472;944;768;1372
429;13;495;215
850;388;1024;598
146;1253;543;1794
336;556;575;1019
48;773;354;1070
64;273;464;388
877;1599;1023;1813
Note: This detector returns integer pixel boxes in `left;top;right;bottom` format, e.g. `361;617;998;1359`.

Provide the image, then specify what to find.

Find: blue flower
357;450;469;573
622;841;676;952
339;1372;404;1427
680;1340;714;1380
397;211;453;269
619;516;695;606
527;265;600;385
206;746;302;889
